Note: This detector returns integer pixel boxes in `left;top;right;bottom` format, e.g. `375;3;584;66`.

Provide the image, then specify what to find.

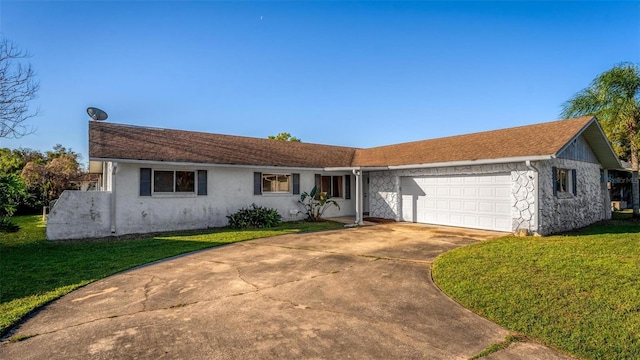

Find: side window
139;169;204;195
154;171;175;193
319;175;344;198
553;167;576;196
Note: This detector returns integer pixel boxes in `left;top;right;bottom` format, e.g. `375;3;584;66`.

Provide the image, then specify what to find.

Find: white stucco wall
111;163;355;235
47;162;356;239
46;190;112;240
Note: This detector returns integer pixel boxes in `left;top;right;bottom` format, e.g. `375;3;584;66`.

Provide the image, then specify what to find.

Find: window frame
152;169;197;195
554;167;576;197
320;175;344;199
261;173;292;194
138;167;208;197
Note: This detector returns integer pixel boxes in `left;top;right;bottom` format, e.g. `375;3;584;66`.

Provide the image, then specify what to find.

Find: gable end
557;135;599;164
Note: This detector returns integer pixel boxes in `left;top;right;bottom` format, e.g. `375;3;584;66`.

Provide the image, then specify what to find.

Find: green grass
0;215;343;336
432;217;640;360
470;335;524;360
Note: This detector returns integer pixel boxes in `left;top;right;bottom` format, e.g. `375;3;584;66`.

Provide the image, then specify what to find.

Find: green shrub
226;204;282;229
299;186;340;222
0;217;20;233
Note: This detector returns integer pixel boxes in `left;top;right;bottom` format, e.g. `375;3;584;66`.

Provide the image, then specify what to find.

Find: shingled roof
89;116;619;169
89;122;356;168
352;116;598;166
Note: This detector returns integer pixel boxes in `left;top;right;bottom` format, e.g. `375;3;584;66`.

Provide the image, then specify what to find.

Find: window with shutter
553;166;576;197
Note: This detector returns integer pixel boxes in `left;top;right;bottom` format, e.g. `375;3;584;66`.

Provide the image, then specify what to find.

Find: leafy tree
268;132;301;142
21;153;81;204
299;186;340;222
561;62;640;217
0;38;40;139
0;147;44;175
46;144;80;162
0;173;26;232
0;148;25;174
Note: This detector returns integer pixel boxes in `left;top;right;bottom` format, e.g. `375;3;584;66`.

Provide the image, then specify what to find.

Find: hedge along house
46;116;619;240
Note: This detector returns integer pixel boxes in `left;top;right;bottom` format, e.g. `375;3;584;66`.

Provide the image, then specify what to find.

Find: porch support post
603;169;611;220
353;169;364;225
110;162;117;234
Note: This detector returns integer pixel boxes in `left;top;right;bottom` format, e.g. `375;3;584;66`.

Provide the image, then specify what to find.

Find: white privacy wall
46;190;112;240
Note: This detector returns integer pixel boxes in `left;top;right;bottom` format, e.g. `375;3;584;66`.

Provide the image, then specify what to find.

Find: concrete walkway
0;224;573;359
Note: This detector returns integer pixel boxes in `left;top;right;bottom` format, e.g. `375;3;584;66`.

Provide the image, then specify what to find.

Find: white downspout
101;161;107;191
525;160;539;234
352;169;363;225
110;162;117;234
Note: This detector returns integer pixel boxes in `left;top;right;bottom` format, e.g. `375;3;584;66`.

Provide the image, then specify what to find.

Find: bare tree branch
0;38;40;139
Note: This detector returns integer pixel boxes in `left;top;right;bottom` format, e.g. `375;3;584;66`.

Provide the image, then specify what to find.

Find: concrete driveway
1;223;572;359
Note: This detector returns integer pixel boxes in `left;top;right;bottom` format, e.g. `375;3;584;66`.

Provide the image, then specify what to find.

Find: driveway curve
1;224;572;359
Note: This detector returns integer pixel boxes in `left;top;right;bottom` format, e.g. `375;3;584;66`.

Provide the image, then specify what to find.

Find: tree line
0;145;84;231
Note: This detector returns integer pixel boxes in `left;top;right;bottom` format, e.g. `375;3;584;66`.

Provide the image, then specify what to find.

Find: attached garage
400;174;512;232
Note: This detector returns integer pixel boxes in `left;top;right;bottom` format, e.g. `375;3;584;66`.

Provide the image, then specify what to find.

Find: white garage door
400;174;512;232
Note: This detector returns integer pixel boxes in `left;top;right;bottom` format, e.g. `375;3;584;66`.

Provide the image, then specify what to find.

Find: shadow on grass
563;216;640;236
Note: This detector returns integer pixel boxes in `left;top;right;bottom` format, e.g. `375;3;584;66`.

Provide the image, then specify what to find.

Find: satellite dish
87;107;108;121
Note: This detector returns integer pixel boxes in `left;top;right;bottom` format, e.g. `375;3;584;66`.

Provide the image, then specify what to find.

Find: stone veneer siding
536;158;607;235
368;160;608;235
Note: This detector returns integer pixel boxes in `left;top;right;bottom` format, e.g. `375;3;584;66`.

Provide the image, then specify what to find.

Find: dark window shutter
292;173;300;195
344;175;351;199
572;169;577;196
254;172;262;195
140;168;151;196
552;166;557;196
197;170;207;196
314;174;322;199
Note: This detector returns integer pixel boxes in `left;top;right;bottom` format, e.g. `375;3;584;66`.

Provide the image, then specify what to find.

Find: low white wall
46;190;112;240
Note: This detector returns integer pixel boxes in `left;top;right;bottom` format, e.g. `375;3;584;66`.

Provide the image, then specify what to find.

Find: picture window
153;170;195;193
262;174;291;193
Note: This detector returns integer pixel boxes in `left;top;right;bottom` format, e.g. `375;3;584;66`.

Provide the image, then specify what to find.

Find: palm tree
561;63;640;217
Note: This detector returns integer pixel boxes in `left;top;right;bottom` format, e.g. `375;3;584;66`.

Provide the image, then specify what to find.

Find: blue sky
0;1;638;163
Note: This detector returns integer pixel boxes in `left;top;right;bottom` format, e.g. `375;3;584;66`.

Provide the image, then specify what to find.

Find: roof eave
383;155;555;170
555;116;622;170
88;157;327;171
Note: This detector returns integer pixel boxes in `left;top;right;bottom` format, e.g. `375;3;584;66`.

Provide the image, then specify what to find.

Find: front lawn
432;218;640;360
0;215;343;337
